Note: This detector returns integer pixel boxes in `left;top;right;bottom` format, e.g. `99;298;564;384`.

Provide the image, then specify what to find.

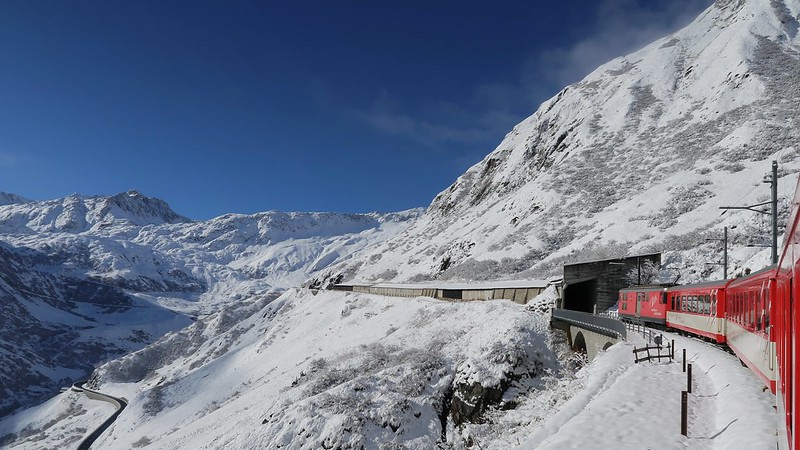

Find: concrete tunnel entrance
563;278;597;313
561;253;662;314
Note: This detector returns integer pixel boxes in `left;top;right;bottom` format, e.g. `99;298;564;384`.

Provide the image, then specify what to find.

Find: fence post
682;349;686;372
687;363;692;394
681;391;688;436
671;340;675;360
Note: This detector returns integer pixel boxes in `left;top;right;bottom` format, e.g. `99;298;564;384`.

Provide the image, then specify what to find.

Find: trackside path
517;332;776;450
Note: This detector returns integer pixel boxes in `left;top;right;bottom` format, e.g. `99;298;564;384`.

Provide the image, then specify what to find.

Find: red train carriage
776;175;800;450
618;286;668;327
666;280;728;343
724;266;777;392
776;258;795;450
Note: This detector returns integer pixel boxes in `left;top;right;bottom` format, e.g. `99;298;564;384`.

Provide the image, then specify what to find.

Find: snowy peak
97;190;191;227
0;190;190;234
0;192;30;206
431;0;800;219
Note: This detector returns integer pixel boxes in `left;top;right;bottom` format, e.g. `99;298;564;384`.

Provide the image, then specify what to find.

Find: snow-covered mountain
329;0;800;286
0;190;420;418
2;1;800;448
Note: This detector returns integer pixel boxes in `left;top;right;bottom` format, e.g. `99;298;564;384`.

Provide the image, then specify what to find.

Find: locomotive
617;180;800;449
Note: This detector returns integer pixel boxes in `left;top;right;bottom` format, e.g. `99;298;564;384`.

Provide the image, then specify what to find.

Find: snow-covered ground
516;331;776;449
0;290;778;449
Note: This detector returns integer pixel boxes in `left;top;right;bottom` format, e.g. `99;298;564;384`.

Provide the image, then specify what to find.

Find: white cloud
352;89;518;152
352;0;714;158
0;152;22;167
532;0;713;89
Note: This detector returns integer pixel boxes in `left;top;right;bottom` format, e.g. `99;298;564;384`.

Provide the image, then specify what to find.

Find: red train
617;178;800;450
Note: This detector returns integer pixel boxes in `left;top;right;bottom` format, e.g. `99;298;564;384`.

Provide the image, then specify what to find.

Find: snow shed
561;253;661;313
331;279;556;304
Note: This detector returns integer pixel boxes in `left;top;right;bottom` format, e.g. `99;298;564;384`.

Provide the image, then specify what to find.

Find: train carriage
776;175;800;450
666;280;728;343
618;286;668;327
725;265;777;392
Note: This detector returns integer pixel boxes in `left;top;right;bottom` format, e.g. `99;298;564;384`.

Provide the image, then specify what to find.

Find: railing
633;342;674;363
623;320;664;345
551;308;627;340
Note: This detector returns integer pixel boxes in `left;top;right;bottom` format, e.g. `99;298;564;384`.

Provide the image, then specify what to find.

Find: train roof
725;264;777;287
667;279;729;291
619;285;668;292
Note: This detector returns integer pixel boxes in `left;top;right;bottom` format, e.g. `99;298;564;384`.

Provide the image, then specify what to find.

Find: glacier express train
618;179;800;450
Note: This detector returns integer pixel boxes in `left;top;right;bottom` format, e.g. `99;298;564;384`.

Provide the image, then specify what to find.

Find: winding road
70;381;127;450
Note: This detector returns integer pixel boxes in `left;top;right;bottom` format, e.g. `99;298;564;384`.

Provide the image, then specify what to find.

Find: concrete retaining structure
333;279;556;305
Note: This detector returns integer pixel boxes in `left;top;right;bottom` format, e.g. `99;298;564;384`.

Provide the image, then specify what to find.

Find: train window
750;292;755;327
738;294;743;322
704;295;710;314
740;294;745;324
737;294;742;324
661;292;667;304
682;295;687;311
755;292;761;330
692;295;698;313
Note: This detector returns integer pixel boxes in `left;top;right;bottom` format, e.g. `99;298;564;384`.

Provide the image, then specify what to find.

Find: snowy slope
0;290;777;450
0;289;563;449
330;0;800;286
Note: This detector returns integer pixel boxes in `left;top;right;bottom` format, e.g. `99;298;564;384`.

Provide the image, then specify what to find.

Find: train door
636;292;644;319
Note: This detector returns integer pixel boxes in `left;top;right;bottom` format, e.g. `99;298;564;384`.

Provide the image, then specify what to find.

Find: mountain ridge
330;0;800;286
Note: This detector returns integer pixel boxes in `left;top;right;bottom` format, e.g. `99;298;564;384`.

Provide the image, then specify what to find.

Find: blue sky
0;0;711;219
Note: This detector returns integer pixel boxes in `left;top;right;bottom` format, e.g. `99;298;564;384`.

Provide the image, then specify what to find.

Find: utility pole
719;161;779;265
705;226;729;279
637;256;641;285
723;226;728;278
770;161;778;264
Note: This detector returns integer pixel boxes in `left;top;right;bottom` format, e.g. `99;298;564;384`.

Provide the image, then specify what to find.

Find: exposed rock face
451;380;507;426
